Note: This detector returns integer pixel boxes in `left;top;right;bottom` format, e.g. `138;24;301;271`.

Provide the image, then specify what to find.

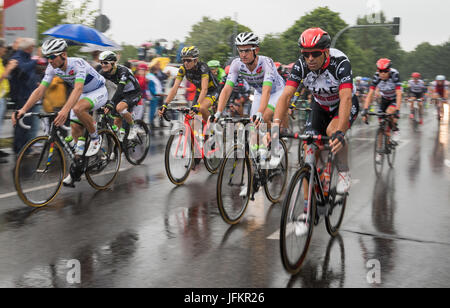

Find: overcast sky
90;0;449;52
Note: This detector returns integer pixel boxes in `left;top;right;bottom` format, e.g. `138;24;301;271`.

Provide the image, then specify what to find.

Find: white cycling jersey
226;56;285;94
408;79;426;93
41;57;105;93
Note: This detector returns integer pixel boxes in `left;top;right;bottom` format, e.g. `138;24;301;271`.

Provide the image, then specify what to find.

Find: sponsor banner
4;0;37;45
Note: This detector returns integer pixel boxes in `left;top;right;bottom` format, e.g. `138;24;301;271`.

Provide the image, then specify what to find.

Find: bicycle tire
203;129;223;174
217;145;252;225
85;129;122;190
386;134;396;168
374;128;385;177
164;132;193;186
123;120;150;165
264;139;289;203
280;166;315;274
325;163;347;237
14;136;66;207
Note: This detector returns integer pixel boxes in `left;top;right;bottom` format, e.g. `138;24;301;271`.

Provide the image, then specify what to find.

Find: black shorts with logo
305;96;359;136
120;91;142;110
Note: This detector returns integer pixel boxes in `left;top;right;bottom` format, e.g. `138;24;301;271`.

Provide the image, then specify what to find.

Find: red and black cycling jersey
370;68;401;100
101;64;141;104
286;48;354;112
176;61;219;92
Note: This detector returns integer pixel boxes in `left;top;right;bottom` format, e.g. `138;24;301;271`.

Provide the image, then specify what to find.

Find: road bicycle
366;112;398;177
97;106;150;165
14;112;121;207
279;133;347;274
162;105;222;185
216;117;289;224
408;98;423;129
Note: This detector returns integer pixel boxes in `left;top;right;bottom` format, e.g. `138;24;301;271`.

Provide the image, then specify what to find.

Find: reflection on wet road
0;108;449;288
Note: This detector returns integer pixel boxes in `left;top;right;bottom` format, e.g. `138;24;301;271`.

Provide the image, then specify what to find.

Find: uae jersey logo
256;66;262;74
69;70;75;76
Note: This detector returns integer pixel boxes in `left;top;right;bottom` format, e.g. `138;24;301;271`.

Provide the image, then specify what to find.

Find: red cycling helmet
298;28;331;50
225;65;231;75
274;62;282;69
411;72;421;79
376;58;391;70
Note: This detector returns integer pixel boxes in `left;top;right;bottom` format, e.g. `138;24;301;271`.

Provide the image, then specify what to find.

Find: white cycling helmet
235;32;260;46
436;75;446;81
99;51;117;62
42;38;68;56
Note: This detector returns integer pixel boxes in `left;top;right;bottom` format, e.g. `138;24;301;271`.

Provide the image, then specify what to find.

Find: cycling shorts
305;96;359;136
70;85;108;125
409;91;424;99
119;91;142;110
250;88;284;117
378;97;397;113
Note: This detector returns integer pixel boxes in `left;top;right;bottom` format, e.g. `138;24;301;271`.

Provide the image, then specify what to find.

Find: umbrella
142;42;153;48
43;24;117;47
80;43;122;53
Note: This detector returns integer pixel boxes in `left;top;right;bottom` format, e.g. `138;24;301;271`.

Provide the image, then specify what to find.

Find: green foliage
185;17;252;65
37;0;97;43
119;44;138;64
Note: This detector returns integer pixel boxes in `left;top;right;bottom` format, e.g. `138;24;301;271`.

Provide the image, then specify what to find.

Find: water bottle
76;137;86;155
118;128;126;142
65;136;76;152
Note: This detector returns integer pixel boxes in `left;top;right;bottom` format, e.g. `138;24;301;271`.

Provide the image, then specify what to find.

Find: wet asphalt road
0;105;449;288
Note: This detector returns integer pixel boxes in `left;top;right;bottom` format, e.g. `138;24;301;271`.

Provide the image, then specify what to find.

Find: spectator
90;50;102;72
151;60;169;127
146;63;164;128
0;39;18;163
9;37;40;155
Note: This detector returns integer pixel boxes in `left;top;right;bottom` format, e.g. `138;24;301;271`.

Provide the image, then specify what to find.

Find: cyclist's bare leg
327;118;349;173
71;121;84;143
198;97;213;123
73;99;96;135
116;102;134;126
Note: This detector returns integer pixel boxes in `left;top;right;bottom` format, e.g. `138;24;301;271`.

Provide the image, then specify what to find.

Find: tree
37;0;97;42
280;7;350;63
185;17;252;65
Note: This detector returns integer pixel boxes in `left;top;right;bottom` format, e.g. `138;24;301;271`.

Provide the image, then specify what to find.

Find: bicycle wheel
386;134;396;168
264;139;289;203
164;131;193;185
85;129;122;190
123;120;150;165
325;162;347;237
217;145;252;224
298;140;305;166
14;136;66;207
203;128;223;174
374;128;385;177
280;166;315;274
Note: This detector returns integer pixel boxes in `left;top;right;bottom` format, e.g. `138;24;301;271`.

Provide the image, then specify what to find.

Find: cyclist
207;60;226;85
13;38;107;156
99;51;142;141
211;32;286;160
408;72;427;123
159;46;219;122
430;75;449;119
212;32;285;125
273;27;358;194
362;58;402;143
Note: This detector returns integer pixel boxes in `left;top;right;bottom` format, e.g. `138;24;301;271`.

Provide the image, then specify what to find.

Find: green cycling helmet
207;60;220;68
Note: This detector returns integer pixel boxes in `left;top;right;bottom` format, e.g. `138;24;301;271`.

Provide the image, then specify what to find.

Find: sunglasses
182;58;196;63
301;50;324;59
101;61;111;65
237;47;257;54
378;69;390;73
45;53;62;60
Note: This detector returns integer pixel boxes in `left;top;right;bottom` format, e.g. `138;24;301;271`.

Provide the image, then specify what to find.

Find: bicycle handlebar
280;132;331;142
18;112;71;131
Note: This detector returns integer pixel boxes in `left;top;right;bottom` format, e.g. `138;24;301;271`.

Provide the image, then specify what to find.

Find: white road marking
0;166;132;200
